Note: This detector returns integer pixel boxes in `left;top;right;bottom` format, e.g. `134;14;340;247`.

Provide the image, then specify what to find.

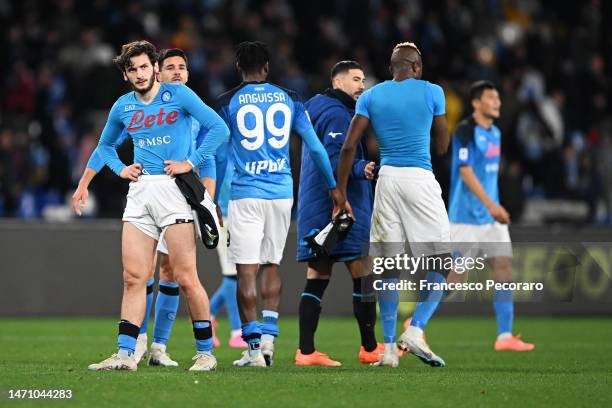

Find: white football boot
148;343;179;367
88;353;137;371
397;326;445;367
133;333;148;364
371;343;399;368
233;350;267;367
188;352;217;371
261;340;275;366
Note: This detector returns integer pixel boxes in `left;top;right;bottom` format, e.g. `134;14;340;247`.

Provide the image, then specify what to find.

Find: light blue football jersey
355;78;445;171
448;117;502;224
97;82;228;175
216;81;335;200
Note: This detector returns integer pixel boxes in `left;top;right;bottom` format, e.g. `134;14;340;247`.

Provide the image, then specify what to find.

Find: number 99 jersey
216;81;312;200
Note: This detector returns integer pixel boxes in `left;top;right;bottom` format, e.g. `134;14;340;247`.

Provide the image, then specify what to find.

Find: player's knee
167;255;194;277
175;273;200;292
492;257;513;282
238;284;258;302
306;268;331;280
122;268;147;290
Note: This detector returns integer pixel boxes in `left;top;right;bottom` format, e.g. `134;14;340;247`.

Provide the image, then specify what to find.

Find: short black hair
470;80;497;101
330;61;364;80
113;40;158;72
235;41;269;75
158;48;188;69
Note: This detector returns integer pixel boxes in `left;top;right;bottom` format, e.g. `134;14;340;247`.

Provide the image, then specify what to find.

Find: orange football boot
494;335;535;351
359;343;385;364
294;350;342;366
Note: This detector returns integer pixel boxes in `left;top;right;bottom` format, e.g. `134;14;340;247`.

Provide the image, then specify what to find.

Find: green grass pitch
1;316;611;407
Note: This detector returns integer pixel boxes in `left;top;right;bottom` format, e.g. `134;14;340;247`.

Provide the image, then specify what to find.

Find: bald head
389;43;422;81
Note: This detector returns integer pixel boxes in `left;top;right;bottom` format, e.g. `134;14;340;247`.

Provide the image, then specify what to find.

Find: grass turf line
0;317;610;407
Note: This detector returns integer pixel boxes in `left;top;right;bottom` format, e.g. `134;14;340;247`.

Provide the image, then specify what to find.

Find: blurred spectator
0;0;609;224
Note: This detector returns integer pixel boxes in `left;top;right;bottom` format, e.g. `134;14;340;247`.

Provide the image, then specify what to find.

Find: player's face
123;54;157;94
158;56;189;84
475;89;501;119
335;69;366;100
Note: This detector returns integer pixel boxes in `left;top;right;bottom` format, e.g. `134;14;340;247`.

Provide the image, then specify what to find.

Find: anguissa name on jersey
238;92;287;105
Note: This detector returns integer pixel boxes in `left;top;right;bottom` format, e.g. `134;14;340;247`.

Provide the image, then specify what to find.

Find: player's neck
134;81;161;105
242;74;267;83
393;72;417;82
473;112;493;129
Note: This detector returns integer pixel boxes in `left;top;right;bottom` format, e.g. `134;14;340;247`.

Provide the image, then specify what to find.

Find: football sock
378;278;399;343
152;282;179;346
352;276;378;352
493;289;513;339
192;320;213;353
410;271;446;330
209;279;227;317
223;277;242;331
242;320;262;356
261;310;279;343
298;278;329;354
139;279;155;334
117;319;140;356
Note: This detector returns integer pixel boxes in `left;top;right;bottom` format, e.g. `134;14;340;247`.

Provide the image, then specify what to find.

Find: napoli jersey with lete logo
97;82;228;175
355;78;445;171
448;117;502;224
216;81;335;200
86;117;212;177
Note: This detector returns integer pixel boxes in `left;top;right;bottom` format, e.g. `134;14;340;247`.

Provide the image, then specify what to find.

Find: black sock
298;278;329;355
353;276;378;352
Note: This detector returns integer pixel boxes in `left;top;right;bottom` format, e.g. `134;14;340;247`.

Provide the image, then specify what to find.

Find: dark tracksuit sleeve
320;108;369;180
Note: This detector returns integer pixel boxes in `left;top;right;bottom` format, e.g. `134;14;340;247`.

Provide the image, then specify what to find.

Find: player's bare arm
334;114;369;217
202;176;216;200
459;165;510;224
72;168;98;216
431;115;450;155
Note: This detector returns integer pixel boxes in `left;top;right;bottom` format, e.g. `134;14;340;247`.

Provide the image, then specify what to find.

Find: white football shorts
216;218;237;276
370;166;451;258
450;221;513;262
227;198;293;265
122;175;194;241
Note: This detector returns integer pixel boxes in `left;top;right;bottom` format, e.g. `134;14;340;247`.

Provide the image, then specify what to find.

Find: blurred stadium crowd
0;0;611;224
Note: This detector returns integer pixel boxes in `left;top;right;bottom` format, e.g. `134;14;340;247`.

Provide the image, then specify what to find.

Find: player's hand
164;160;193;176
72;186;88;216
364;161;376;180
119;163;142;181
330;188;353;220
488;204;510;224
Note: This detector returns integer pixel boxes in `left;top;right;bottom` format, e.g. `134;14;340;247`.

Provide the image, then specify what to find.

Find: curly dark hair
113;40;158;72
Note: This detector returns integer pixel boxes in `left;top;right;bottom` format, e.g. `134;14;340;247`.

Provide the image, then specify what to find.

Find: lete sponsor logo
127;108;179;131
